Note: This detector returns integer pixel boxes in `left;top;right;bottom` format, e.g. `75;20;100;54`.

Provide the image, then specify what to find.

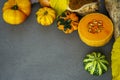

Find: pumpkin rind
83;52;109;76
2;0;31;25
36;7;56;26
78;13;113;47
3;9;26;25
57;10;79;34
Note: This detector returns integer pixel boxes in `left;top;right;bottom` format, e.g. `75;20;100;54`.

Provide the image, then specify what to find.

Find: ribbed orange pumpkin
57;10;79;34
2;0;31;25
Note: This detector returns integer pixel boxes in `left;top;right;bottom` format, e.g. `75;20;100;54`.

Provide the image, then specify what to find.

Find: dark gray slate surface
0;0;114;80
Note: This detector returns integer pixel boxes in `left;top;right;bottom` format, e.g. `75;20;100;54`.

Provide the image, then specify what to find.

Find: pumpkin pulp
78;13;113;47
88;19;104;34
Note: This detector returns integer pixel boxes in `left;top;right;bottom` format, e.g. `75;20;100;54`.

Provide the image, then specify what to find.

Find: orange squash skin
78;13;113;47
2;0;31;25
57;11;79;34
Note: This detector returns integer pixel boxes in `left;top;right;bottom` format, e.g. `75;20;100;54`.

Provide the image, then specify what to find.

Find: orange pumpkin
2;0;31;25
39;0;50;7
57;10;79;34
78;13;113;47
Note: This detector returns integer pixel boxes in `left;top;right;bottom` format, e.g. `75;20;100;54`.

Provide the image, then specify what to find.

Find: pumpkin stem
44;11;48;15
11;5;18;10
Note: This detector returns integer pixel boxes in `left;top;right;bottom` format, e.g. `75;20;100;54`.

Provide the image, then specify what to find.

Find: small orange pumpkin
57;10;79;34
2;0;31;25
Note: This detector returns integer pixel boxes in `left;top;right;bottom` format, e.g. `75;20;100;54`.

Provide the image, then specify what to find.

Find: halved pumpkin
78;13;113;47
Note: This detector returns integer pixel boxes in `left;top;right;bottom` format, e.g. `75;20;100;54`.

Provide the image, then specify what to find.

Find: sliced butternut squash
78;13;113;47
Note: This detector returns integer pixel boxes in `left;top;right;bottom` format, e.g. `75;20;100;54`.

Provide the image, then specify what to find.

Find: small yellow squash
2;0;31;25
36;7;56;26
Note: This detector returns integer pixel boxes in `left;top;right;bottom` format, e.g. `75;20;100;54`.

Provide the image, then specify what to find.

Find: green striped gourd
83;52;109;76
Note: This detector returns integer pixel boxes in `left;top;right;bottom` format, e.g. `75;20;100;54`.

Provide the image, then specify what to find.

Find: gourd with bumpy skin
111;37;120;80
36;7;56;26
83;52;109;76
78;13;113;47
57;10;80;34
2;0;31;25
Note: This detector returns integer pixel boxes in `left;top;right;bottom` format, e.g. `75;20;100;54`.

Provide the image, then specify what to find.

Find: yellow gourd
112;36;120;80
2;0;31;25
36;7;56;26
78;13;113;47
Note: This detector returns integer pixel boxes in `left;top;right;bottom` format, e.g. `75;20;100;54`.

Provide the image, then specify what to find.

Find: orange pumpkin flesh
78;13;113;47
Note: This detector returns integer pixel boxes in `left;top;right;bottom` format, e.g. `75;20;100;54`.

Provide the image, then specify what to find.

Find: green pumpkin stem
44;11;48;15
11;5;18;10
